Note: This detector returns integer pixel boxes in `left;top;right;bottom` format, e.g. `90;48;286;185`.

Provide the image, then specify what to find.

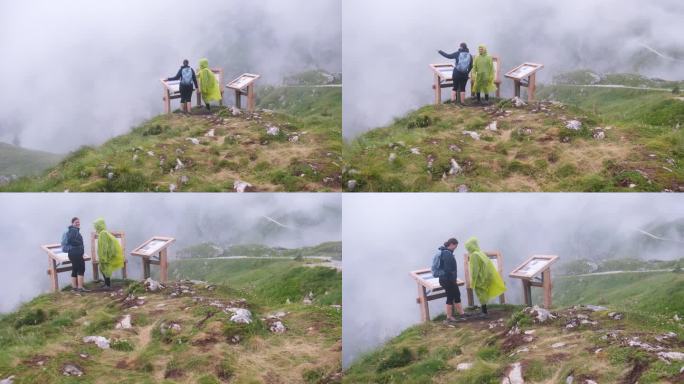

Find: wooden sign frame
42;243;92;293
90;231;127;281
226;73;260;112
196;67;224;108
410;268;465;323
509;254;559;308
504;62;544;102
463;251;506;307
130;236;176;283
429;56;501;105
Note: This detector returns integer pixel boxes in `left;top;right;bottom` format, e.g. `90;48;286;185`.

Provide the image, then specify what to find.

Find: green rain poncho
472;45;496;94
466;237;506;304
94;218;124;278
198;58;222;103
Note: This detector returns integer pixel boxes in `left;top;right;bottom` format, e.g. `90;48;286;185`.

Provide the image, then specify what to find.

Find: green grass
0;142;63;177
1;81;341;192
344;70;684;192
178;241;342;260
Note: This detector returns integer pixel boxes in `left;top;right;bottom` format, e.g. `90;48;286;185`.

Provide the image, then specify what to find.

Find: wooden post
417;284;429;322
196;88;202;108
522;280;532;306
542;269;552;308
159;248;168;283
234;90;242;109
247;85;257;112
528;73;537;102
514;80;521;98
143;258;151;279
163;89;170;114
434;74;442;105
121;235;127;279
463;255;474;307
49;259;59;293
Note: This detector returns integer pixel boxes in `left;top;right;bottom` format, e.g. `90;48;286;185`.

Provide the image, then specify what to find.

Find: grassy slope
344;76;684;192
0;142;63;177
179;241;343;261
1;85;341;192
0;258;341;384
345;272;684;383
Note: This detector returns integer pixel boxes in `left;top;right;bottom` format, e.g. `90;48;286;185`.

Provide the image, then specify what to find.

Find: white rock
115;314;132;330
502;362;524;384
551;342;567;349
457;184;469;193
388;153;397;162
410;147;421;155
180;175;189;185
227;308;252;324
566;120;582;130
144;278;164;292
586;305;607;312
269;321;287;333
629;183;636;189
231;106;242;116
658;351;684;362
234;180;252;193
107;172;114;180
288;135;299;143
463;130;481;140
486;121;498;131
169;183;177;192
449;144;462;152
512;97;527;108
449;159;462;175
566;376;573;384
585;380;597;384
0;376;15;384
675;314;681;321
175;158;184;171
524;330;536;335
186;138;200;145
205;129;215;137
266;126;280;136
62;364;83;376
456;362;473;371
525;305;557;323
83;336;110;349
347;180;357;191
593;131;605;140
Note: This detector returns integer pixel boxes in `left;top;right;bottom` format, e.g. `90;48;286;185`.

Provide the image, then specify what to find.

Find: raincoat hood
478;45;488;55
197;58;222;102
93;218;124;278
465;237;480;254
94;218;107;233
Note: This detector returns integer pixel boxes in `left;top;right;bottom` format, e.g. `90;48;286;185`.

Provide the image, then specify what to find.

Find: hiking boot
79;287;91;293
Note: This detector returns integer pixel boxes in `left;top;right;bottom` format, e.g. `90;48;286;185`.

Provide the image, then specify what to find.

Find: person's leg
68;254;79;290
71;276;78;290
460;92;466;104
451;90;457;103
484;93;489;102
476;92;481;102
104;276;111;287
445;303;453;319
205;102;211;111
482;304;488;314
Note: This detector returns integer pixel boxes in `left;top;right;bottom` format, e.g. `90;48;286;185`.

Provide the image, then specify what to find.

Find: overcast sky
342;0;684;138
0;193;341;313
0;0;341;152
342;193;684;367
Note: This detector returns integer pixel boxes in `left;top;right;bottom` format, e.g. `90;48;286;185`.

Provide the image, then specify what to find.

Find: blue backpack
180;67;194;86
431;251;445;278
455;52;471;74
61;230;70;253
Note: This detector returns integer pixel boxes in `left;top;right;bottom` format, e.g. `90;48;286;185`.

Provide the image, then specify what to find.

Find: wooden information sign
130;236;176;283
509;254;559;308
504;62;544;102
90;231;127;281
463;250;506;307
226;73;260;112
410;268;465;323
42;243;92;293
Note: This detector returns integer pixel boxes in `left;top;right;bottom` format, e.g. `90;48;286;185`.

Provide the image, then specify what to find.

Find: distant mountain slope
0;142;63;178
1;82;341;192
178;241;343;261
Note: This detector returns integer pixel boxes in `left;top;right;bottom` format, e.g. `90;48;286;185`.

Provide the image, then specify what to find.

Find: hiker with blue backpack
61;217;88;292
432;238;468;323
438;43;473;105
166;59;198;114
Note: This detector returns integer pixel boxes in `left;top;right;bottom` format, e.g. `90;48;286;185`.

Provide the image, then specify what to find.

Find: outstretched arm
167;68;182;81
438;50;458;59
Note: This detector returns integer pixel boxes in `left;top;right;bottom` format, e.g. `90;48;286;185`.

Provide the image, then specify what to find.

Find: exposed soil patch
23;355;50;367
115;359;130;370
621;360;649;384
501;333;529;353
546;353;569;363
164;368;184;379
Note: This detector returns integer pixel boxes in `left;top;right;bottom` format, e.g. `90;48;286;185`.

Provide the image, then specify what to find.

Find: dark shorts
68;252;86;277
439;277;461;305
452;73;468;92
179;83;194;103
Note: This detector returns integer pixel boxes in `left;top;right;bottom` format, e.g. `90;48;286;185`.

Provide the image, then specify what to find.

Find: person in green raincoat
471;45;496;104
94;218;124;290
465;237;506;318
197;58;222;111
